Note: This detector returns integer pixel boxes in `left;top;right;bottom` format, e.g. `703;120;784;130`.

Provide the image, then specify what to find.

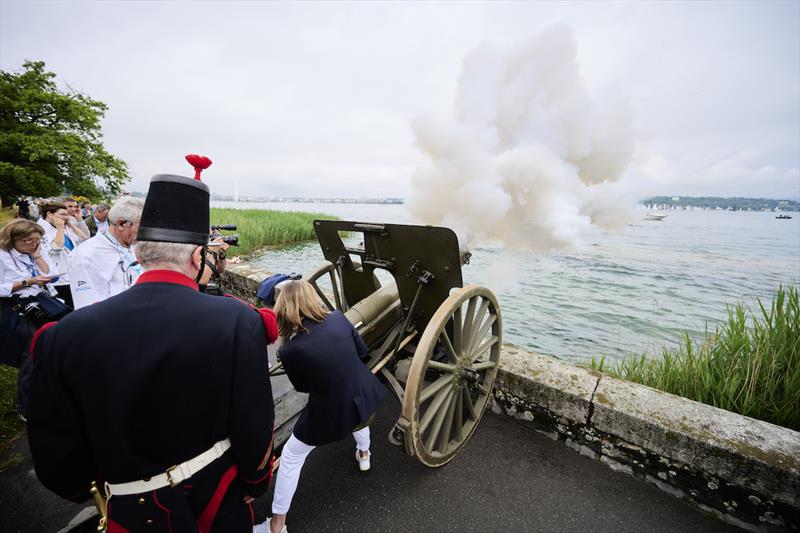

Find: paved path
1;397;737;532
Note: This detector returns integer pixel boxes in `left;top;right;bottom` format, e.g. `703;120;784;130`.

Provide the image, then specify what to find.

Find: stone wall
493;346;800;532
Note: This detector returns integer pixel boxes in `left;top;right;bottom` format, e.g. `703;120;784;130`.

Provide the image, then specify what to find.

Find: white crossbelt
105;438;231;496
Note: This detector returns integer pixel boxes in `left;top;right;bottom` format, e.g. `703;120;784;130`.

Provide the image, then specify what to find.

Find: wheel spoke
419;386;451;434
329;270;343;310
470;335;499;364
454;389;464;442
311;283;335;312
467;314;496;361
425;389;454;452
468;360;497;372
427;360;457;373
420;375;451;404
452;308;462;356
461;297;478;350
462;386;476;420
437;389;458;452
465;300;491;357
440;329;458;363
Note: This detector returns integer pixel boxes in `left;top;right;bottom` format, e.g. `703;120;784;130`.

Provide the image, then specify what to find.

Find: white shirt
68;232;142;309
93;216;109;234
37;218;71;285
0;248;57;298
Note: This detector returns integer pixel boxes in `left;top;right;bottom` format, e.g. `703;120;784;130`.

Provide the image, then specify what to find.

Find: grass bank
209;208;337;256
589;285;800;431
0;366;22;465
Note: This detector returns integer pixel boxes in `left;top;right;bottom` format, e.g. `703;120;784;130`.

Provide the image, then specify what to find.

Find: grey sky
1;1;798;200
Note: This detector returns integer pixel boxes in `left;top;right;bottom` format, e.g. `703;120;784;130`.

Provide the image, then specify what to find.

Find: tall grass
589;286;800;431
209;208;338;256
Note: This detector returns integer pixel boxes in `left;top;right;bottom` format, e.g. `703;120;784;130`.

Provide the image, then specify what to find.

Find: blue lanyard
16;255;39;277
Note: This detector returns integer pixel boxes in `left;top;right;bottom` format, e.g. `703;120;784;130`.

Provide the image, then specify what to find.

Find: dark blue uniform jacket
26;270;275;532
279;311;387;446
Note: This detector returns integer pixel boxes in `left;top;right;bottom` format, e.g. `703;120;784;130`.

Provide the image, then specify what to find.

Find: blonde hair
274;280;329;338
0;219;44;252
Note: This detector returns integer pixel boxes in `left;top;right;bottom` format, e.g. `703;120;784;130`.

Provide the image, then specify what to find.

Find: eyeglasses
18;238;42;245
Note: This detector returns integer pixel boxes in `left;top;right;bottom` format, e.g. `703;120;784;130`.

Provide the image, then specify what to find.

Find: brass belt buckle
166;465;180;487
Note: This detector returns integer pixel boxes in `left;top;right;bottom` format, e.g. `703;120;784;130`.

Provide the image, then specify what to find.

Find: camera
209;224;238;247
23;301;49;327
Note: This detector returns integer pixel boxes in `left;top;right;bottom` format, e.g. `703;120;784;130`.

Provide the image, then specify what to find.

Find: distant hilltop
643;196;799;212
210;195;405;205
128;192;404;205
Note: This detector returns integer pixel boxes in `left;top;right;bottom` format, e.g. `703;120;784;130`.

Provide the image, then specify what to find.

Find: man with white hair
67;197;145;309
28;172;276;532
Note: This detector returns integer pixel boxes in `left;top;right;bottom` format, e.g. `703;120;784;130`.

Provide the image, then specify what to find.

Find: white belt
105;438;231;496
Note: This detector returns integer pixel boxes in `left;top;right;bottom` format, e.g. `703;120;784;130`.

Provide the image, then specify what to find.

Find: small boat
776;214;792;219
644;212;667;221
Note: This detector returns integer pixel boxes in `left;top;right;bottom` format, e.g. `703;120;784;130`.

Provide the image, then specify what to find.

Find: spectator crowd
2;180;382;533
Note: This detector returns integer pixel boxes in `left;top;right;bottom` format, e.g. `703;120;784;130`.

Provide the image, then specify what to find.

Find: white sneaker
356;449;371;472
253;518;287;533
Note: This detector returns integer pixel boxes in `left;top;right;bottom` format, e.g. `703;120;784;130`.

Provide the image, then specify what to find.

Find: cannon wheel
305;261;348;312
402;285;502;467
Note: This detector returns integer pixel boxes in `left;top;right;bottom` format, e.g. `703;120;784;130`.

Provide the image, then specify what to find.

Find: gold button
138;497;146;505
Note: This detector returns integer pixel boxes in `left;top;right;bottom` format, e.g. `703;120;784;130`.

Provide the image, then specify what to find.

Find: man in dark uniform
26;173;276;532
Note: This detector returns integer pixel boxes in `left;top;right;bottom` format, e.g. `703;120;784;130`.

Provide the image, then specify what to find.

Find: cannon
271;220;503;467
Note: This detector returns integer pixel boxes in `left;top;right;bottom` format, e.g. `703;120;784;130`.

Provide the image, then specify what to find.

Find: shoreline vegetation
589;285;799;432
209;207;339;256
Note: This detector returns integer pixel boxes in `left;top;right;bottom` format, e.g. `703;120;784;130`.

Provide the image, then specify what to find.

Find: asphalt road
1;396;737;532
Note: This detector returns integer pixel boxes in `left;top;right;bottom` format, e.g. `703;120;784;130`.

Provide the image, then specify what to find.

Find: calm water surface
213;201;800;364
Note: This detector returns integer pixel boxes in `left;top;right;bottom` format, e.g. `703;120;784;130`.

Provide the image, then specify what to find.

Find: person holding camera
27;173;277;532
68;197;144;309
0;219;57;367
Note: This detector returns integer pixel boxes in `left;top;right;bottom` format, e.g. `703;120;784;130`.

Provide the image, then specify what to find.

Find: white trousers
271;427;370;515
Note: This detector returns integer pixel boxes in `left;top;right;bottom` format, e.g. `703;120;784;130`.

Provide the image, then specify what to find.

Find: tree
0;60;129;206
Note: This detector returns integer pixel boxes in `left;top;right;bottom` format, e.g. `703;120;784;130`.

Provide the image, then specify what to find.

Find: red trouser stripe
197;464;238;533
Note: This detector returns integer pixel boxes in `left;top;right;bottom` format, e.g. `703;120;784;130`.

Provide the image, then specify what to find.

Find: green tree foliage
0;60;129;205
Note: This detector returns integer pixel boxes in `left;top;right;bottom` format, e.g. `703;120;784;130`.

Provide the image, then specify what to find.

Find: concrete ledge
493;347;800;532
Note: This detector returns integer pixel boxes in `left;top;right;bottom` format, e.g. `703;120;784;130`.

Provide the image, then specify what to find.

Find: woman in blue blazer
266;280;387;533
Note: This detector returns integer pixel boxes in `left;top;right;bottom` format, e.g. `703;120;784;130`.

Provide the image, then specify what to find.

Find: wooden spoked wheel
305;261;348;312
402;285;502;467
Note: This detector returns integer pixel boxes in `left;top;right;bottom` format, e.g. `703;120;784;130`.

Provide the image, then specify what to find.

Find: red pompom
185;154;213;180
257;308;279;345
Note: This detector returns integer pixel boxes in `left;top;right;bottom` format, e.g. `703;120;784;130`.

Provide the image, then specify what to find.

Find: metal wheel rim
403;284;502;467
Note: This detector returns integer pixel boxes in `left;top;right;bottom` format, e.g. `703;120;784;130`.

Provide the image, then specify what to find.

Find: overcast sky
1;1;798;200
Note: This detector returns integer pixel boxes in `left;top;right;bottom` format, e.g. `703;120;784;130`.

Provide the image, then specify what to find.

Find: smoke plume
408;24;637;251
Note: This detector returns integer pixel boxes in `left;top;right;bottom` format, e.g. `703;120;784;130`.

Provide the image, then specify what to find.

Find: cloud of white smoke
408;24;637;251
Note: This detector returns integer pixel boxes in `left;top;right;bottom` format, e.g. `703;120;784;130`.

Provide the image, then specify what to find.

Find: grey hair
95;203;111;212
108;197;144;224
135;240;197;276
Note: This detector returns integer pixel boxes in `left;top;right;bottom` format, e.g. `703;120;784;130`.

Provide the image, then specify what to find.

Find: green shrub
209;208;337;256
589;285;800;431
0;366;23;454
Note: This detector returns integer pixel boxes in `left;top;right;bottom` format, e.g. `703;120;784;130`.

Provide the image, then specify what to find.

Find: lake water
212;200;800;364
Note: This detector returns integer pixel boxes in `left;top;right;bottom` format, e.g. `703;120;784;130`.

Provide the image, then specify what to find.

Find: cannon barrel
344;282;399;329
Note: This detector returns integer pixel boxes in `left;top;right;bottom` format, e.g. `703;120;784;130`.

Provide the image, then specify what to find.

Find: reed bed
209;208;338;256
589;285;800;431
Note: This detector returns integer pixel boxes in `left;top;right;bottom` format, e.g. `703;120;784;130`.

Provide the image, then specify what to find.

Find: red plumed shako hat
137;155;213;245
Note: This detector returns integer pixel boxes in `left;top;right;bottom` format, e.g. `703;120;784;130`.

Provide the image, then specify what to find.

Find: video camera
209;224;239;247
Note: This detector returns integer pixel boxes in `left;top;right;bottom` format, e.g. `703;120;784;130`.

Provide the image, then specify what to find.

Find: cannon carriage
272;220;503;467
